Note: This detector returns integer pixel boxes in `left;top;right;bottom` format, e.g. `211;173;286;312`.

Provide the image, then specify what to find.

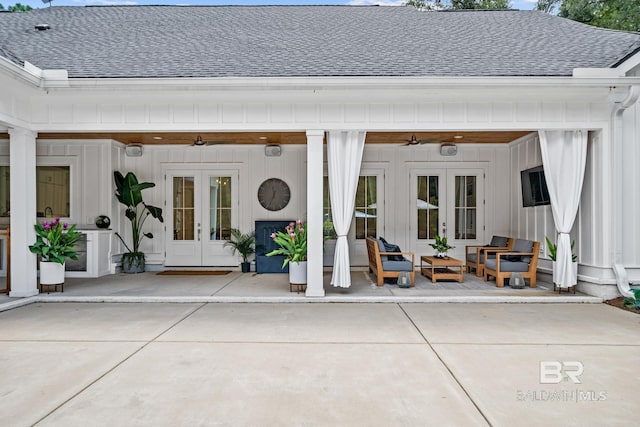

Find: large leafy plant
114;171;164;265
29;218;83;264
545;237;577;262
224;228;256;263
267;220;307;268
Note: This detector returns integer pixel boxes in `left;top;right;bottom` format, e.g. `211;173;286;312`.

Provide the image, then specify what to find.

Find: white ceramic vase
40;261;65;285
289;261;308;284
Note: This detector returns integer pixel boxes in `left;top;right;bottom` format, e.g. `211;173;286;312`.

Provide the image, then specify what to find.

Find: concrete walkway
1;301;638;426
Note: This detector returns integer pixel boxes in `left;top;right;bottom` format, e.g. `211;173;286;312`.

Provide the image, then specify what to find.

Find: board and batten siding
507;130;637;288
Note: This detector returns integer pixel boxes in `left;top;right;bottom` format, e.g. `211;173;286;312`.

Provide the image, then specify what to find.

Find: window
172;176;195;241
323;175;377;240
209;176;232;241
417;175;439;240
454;175;477;240
354;176;377;239
322;176;336;239
0;165;71;218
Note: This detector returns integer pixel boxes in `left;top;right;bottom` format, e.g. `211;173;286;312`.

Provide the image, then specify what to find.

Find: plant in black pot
114;171;164;273
224;228;256;273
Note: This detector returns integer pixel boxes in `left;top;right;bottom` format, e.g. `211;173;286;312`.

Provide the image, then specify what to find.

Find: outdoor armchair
465;236;513;277
483;239;540;288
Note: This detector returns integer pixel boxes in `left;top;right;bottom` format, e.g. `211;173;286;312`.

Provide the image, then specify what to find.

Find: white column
9;128;38;297
305;130;325;297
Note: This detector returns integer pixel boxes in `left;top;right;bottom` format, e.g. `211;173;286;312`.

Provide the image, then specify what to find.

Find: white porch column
305;130;325;297
8;128;38;297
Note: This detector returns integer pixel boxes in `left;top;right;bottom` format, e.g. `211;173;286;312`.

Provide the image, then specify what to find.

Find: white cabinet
65;229;112;278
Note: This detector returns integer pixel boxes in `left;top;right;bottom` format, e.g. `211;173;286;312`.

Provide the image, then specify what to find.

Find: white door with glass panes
165;169;238;266
410;168;484;261
323;170;384;266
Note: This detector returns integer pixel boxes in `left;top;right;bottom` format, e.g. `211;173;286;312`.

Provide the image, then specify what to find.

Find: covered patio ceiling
0;131;533;145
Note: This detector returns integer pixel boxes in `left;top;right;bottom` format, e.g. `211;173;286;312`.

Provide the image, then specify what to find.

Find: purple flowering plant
266;220;307;268
29;218;83;264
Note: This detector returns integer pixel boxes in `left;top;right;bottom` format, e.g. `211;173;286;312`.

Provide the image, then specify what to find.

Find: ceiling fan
192;135;235;146
403;134;448;146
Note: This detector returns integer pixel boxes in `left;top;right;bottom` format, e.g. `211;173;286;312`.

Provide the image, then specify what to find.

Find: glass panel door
411;167;483;260
173;176;195;241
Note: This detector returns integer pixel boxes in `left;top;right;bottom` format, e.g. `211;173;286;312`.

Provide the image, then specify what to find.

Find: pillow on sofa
490;236;509;247
379;237;405;261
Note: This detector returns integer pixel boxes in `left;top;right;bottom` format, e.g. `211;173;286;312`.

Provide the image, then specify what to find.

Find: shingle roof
0;5;639;78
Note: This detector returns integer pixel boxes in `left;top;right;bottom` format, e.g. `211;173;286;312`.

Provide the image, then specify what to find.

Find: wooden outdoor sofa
365;237;415;287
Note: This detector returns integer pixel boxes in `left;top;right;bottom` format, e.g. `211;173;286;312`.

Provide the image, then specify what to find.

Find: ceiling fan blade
204;140;235;146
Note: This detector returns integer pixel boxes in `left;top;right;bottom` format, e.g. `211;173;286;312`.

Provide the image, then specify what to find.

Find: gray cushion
512;239;534;263
485;259;530;272
490;236;509;247
377;239;388;261
467;251;497;264
512;239;533;253
381;260;414;272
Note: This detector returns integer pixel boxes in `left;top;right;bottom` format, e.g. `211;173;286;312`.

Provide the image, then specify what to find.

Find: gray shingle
0;6;638;78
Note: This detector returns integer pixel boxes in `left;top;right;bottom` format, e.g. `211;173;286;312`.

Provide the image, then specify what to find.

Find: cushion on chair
490;236;509;247
381;260;414;272
485;259;530;272
506;239;534;262
377;239;388;261
467;253;487;264
379;237;405;261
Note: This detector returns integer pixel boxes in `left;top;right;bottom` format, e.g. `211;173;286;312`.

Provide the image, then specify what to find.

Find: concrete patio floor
0;301;638;426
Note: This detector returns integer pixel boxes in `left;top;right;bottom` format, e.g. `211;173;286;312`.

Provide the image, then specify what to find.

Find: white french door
410;167;485;260
165;168;238;266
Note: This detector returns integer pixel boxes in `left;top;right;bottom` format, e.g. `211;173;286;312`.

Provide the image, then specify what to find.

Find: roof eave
58;75;640;91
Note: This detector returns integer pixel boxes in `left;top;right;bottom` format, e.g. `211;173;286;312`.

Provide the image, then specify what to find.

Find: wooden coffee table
420;255;463;283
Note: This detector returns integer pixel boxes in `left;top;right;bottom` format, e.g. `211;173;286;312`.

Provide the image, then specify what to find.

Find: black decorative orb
95;215;111;229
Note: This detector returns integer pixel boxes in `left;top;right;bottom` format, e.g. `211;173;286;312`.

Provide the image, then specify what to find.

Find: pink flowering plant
266;220;307;268
29;218;83;264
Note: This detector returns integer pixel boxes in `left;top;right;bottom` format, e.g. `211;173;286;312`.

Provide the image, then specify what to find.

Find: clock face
257;178;291;211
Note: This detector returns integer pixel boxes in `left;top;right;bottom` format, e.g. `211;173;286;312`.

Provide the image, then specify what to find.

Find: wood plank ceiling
0;131;533;145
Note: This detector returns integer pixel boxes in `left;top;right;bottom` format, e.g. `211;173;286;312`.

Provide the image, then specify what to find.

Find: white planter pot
40;261;65;285
552;261;578;286
289;261;308;285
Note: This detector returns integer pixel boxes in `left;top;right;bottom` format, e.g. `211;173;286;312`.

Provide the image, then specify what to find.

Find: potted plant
114;171;164;273
267;220;307;285
545;236;577;286
430;235;454;258
224;228;256;273
29;218;83;288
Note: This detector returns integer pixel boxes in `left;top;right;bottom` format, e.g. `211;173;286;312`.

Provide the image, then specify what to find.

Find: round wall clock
257;178;291;211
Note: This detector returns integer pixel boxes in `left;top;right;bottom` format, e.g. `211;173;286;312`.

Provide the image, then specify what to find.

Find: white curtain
327;130;366;288
539;130;588;288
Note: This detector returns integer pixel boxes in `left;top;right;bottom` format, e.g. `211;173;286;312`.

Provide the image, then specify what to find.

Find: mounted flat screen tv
521;165;551;207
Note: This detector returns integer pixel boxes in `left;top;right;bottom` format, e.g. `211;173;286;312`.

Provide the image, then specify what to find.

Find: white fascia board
0;59;69;88
61;75;640;92
573;68;624;78
614;50;640;75
0;57;41;86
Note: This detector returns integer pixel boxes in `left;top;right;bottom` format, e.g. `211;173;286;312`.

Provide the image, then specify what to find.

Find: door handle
197;223;201;241
442;222;446;235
